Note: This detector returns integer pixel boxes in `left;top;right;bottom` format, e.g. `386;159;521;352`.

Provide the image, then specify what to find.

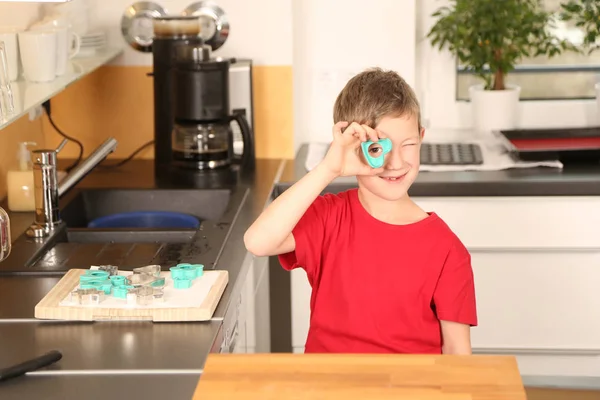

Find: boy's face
357;114;423;201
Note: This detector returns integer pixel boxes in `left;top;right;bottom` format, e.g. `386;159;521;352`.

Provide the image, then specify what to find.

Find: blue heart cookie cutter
361;138;392;168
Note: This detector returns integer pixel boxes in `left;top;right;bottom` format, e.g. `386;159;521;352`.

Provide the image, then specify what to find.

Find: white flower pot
469;84;521;132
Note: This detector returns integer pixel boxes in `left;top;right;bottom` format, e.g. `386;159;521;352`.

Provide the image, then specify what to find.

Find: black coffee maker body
151;16;255;177
171;45;255;170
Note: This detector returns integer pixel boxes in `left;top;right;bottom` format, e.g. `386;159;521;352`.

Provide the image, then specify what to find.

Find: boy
244;68;477;355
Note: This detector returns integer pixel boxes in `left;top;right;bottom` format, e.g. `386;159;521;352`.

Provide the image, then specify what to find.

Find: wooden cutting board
34;268;228;322
193;353;526;400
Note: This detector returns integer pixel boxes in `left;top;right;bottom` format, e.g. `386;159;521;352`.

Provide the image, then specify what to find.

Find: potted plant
427;0;576;132
560;0;600;116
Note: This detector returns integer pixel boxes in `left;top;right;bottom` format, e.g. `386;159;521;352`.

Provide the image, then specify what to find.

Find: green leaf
427;0;581;90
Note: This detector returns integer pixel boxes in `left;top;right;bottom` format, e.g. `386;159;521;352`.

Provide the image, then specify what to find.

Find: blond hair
333;68;421;130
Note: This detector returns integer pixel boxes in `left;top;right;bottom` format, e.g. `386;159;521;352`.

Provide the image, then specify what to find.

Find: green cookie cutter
109;275;127;287
170;263;204;280
173;278;192;289
113;285;135;299
80;270;110;283
151;276;166;288
360;138;392;168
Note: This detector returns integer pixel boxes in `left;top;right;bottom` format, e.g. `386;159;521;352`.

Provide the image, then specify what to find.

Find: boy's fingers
363;125;379;143
332;121;349;138
376;129;387;139
346;122;367;142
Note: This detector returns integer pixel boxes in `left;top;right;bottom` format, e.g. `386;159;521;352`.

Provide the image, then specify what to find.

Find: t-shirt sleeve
278;194;333;282
432;241;478;327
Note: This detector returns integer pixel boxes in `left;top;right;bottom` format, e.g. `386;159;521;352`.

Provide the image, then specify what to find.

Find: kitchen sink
60;188;232;228
0;187;249;275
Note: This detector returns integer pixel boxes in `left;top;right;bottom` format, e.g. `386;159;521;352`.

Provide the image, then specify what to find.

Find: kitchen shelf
0;47;124;131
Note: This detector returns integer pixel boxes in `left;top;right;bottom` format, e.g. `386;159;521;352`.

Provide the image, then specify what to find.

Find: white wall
292;0;417;148
0;4;41;29
91;0;293;66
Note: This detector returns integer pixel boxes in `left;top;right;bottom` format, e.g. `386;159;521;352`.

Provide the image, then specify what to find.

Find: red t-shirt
279;189;477;354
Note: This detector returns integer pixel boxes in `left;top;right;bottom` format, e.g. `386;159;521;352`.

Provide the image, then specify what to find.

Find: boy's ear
420;127;425;139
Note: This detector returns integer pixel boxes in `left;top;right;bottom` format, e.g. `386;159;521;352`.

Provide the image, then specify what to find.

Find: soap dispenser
7;141;36;212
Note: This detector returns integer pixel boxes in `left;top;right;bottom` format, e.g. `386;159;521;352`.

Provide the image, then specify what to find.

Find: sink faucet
25;137;118;238
0;207;9;262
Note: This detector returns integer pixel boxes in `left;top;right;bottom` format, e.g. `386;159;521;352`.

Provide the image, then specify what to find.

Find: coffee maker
151;16;255;177
171;42;254;170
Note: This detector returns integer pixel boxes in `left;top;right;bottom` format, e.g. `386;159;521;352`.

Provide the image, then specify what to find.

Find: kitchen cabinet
289;196;600;377
249;254;272;353
229;252;271;354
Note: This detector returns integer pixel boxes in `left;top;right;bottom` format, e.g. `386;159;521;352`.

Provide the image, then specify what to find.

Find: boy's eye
403;143;417;146
367;143;383;157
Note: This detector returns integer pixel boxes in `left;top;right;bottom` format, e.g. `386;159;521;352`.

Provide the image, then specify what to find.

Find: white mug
29;25;80;76
18;30;57;82
0;28;20;81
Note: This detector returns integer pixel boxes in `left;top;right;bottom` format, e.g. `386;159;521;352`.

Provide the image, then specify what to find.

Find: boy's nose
385;149;405;170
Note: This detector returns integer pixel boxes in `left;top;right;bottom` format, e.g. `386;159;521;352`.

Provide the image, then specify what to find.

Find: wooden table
193;353;526;399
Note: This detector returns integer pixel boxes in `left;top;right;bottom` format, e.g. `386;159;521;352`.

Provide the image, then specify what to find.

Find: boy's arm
433;242;477;355
244;122;383;258
243;163;337;257
440;320;472;355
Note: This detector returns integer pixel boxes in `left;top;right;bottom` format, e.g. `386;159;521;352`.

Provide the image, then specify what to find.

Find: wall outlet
28;105;43;121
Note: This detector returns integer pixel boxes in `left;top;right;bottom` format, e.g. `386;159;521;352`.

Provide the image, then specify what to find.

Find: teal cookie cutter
80;279;112;295
170;263;204;280
109;275;127;287
80;270;110;283
173;278;193;289
113;285;135;299
169;263;204;289
151;276;166;288
360;138;392;168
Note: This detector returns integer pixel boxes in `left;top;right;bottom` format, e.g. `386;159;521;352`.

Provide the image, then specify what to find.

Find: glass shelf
0;47;124;131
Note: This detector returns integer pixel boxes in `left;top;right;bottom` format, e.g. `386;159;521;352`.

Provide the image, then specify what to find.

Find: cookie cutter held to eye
361;138;392;168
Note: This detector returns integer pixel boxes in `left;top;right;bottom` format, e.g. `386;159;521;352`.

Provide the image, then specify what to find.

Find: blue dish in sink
87;211;200;229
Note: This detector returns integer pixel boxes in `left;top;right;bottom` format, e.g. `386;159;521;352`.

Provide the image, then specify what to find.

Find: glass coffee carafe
171;122;232;169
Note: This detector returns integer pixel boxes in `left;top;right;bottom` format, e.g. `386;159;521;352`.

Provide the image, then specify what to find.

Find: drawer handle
473;347;600;356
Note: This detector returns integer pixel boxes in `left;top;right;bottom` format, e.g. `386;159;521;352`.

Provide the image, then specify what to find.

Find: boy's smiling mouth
379;171;409;182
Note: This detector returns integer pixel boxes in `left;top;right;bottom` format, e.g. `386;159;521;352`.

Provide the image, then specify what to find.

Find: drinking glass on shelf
0;40;15;118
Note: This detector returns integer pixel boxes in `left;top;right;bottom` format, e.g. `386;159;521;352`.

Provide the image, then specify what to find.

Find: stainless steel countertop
0;276;62;319
0;374;201;399
0;158;284;399
0;322;220;371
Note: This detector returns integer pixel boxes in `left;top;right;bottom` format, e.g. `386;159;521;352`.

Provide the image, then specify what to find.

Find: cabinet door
471;250;600;351
413;197;600;248
243;255;255;353
291;268;312;348
234;254;256;354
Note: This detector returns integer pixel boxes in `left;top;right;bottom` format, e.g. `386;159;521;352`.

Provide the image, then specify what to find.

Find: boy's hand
321;121;385;177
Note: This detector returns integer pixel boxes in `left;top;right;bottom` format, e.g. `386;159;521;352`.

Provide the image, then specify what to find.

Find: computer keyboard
420;143;484;165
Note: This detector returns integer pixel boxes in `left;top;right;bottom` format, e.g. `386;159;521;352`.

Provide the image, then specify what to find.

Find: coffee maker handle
232;112;255;169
